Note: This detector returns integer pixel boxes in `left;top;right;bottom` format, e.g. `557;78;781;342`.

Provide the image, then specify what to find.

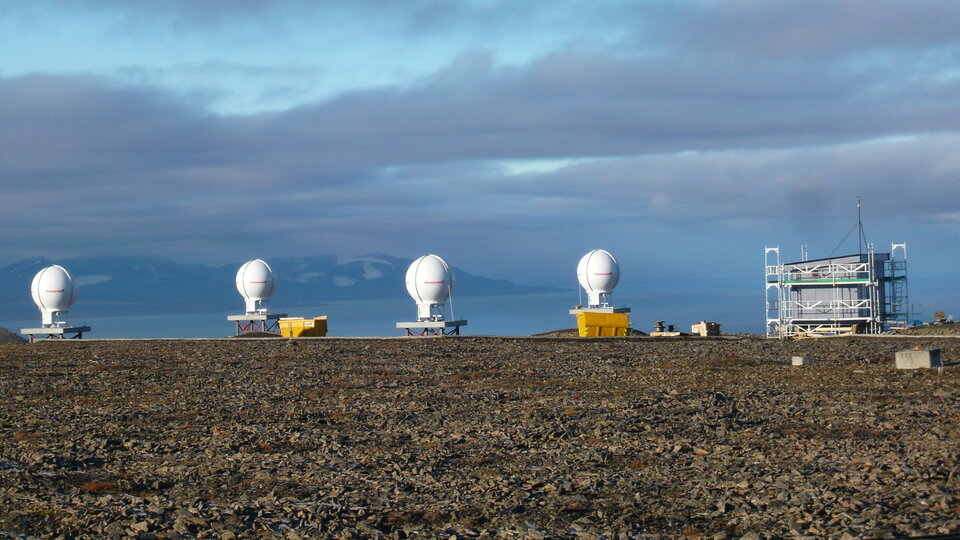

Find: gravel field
1;336;958;539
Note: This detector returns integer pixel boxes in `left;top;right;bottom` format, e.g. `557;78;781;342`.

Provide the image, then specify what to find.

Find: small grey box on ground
895;349;942;369
791;356;815;366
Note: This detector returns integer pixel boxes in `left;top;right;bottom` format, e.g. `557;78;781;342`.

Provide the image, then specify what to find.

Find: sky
1;0;959;318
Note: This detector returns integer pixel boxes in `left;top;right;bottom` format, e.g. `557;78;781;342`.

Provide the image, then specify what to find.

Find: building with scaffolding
764;243;908;338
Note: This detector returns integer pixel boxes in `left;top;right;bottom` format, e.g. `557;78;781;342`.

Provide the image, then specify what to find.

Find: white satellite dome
236;259;276;314
31;265;78;327
577;249;621;308
405;254;455;321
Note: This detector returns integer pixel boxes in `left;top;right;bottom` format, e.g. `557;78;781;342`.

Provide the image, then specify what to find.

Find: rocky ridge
0;328;26;345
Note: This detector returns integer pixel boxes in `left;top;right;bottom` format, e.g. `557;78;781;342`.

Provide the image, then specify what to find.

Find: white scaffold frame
764;243;908;338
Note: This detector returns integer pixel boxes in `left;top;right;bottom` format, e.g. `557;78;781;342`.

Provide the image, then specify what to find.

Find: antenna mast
828;197;869;259
857;196;868;255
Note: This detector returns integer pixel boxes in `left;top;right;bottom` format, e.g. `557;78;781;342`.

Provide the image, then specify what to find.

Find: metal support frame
396;320;468;336
21;326;91;343
234;319;280;334
764;247;784;338
765;243;907;338
227;314;286;335
404;325;462;336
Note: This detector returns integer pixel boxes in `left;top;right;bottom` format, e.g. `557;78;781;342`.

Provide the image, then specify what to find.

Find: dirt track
1;336;958;538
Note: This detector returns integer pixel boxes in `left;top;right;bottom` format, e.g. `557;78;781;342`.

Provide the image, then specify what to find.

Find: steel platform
20;326;91;343
396;320;468;336
568;307;631;315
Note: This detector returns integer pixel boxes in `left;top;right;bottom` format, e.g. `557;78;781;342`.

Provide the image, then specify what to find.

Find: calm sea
0;288;761;338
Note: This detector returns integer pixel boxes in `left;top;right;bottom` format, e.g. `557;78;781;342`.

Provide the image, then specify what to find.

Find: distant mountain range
0;254;561;319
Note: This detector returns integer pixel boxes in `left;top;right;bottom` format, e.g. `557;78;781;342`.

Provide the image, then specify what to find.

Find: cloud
254;48;960;166
45;0;959;60
17;0;581;43
2;63;959;274
670;0;960;58
502;135;960;219
6;1;960;116
2;1;960;280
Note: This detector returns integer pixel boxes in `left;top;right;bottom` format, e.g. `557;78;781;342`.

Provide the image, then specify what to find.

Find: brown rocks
0;337;957;537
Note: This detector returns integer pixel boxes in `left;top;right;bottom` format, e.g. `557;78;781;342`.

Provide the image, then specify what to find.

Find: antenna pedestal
41;311;70;327
20;325;91;343
245;299;269;314
586;292;614;308
227;313;287;335
417;303;445;321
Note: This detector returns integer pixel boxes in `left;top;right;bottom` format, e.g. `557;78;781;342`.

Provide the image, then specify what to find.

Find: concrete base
227;313;287;335
20;326;91;343
792;356;816;366
896;349;942;369
396;320;467;336
650;331;684;337
569;307;631;315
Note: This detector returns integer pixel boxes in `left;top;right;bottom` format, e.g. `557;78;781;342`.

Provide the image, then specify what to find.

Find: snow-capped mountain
0;254;560;318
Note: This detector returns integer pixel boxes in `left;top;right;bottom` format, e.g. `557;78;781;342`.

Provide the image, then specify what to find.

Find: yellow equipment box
278;316;328;337
576;312;630;337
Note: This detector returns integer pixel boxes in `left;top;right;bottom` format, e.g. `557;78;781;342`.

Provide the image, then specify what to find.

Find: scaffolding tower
765;243;908;338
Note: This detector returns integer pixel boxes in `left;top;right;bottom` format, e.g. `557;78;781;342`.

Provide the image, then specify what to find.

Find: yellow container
278;316;328;337
576;312;630;337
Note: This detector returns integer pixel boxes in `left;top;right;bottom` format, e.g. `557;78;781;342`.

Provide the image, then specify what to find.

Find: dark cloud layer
675;0;960;57
2;1;960;287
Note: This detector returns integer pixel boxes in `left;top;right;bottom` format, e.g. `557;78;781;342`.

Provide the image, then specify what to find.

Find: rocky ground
895;322;960;336
1;336;958;539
